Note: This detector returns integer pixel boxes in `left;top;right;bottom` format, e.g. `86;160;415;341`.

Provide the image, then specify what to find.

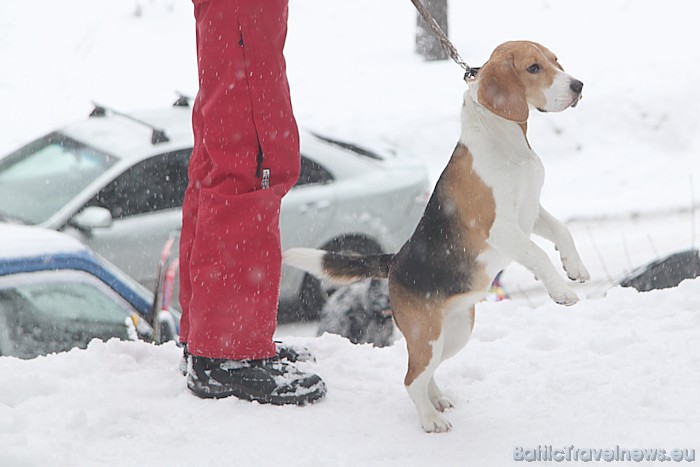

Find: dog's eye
527;64;541;74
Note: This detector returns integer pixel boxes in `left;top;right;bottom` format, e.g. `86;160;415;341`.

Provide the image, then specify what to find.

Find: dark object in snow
620;249;700;292
317;279;395;347
415;0;449;61
186;355;326;405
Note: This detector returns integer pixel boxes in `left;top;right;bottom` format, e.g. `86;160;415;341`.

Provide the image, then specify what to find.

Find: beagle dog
284;41;590;433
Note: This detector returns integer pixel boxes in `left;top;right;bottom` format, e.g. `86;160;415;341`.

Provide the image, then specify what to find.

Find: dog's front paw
420;413;453;433
432;395;455;413
562;257;590;283
549;286;579;306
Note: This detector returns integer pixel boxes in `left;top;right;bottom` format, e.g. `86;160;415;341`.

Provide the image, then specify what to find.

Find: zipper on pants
255;147;263;178
239;21;268;190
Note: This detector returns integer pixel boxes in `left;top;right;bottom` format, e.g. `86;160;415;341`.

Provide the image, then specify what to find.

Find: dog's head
476;41;583;123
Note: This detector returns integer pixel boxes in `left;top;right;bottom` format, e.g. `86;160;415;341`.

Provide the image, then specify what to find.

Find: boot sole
187;377;326;406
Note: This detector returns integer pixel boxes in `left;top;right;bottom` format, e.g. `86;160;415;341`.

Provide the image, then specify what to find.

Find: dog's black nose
570;79;584;94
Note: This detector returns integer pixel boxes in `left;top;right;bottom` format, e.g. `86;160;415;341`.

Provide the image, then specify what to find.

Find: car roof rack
173;91;194;108
89;102;170;145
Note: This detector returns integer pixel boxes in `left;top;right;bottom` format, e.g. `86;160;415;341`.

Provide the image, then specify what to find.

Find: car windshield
0;133;118;224
0;272;135;359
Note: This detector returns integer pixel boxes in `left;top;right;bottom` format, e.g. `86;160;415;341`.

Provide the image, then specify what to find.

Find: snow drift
1;280;698;466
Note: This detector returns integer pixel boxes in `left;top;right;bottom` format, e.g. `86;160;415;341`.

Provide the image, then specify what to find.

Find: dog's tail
283;248;394;284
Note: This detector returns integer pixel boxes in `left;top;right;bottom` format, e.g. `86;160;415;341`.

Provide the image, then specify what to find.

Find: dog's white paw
420;413;453;433
563;257;590;283
549;286;579;306
432;395;455;412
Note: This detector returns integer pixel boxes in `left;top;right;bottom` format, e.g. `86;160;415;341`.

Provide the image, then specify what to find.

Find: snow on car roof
59;107;195;160
58;105;388;166
0;224;87;259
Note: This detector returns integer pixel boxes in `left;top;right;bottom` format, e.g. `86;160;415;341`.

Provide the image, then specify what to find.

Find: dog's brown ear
477;55;529;123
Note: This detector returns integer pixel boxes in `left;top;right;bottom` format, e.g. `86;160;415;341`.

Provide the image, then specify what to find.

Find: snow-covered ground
1;0;699;465
2;282;699;466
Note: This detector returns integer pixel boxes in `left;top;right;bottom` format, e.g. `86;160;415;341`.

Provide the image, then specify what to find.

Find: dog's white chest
460;90;545;233
459;88;547;277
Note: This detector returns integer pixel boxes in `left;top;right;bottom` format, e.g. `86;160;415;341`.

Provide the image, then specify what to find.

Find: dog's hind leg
428;300;478;412
405;332;452;433
428;377;454;412
390;282;454;432
441;300;476;361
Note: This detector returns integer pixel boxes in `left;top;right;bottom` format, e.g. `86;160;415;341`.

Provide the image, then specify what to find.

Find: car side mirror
70;206;113;230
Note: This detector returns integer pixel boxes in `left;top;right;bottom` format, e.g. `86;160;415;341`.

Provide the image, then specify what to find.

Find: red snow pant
179;0;300;360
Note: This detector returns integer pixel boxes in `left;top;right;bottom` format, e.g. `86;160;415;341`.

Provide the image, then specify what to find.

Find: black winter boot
186;355;326;405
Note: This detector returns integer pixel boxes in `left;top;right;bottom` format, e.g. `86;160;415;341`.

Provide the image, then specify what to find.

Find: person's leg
185;0;299;360
183;0;324;405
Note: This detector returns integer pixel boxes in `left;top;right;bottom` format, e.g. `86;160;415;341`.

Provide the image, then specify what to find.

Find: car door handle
298;200;331;213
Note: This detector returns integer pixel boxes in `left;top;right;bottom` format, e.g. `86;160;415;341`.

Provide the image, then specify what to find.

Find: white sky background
1;0;699;219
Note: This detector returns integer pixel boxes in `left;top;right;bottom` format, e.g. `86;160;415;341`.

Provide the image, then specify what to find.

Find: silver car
0;101;429;319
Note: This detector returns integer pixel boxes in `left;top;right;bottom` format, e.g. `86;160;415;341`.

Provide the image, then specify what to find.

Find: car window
0;270;143;359
0;133;118;224
88;149;191;219
296;155;333;187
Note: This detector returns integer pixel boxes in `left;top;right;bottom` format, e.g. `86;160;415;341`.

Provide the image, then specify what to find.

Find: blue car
0;224;177;359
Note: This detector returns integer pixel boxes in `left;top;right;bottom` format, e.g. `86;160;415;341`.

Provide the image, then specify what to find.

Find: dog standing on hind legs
284;40;590;433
